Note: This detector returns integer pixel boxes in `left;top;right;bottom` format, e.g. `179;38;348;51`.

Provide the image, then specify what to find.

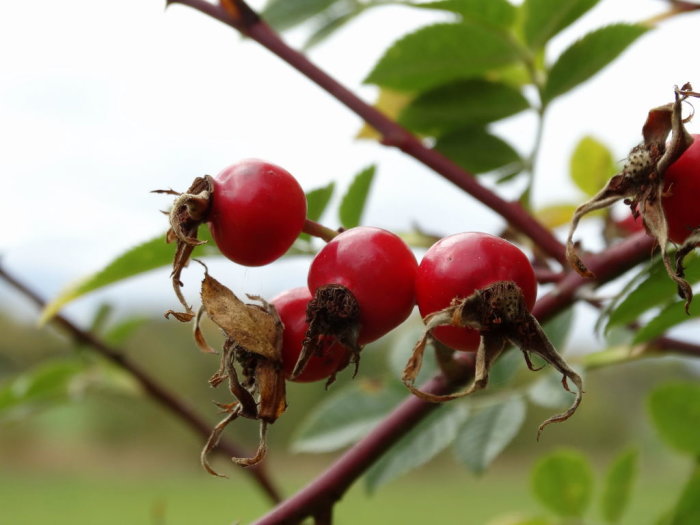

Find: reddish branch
0;264;282;504
164;0;567;266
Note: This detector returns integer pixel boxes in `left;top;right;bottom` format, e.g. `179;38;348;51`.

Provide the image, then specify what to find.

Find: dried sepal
403;281;583;436
566;86;698;310
154;175;214;315
291;284;360;381
193;268;286;475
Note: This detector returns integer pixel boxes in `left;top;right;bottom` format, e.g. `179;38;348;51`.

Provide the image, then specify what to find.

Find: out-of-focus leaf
39;230;220;323
535;204;578;229
582;344;645;370
667;464;700;525
543;307;575;350
103;317;148;346
262;0;340;31
89;303;113;334
365;23;520;92
412;0;517;29
529;367;585;409
357;89;414;140
605;253;700;331
648;383;700;456
543;24;648;103
454;396;526;474
485;516;554;525
532;449;594;517
0;359;86;419
388;320;439;385
632;299;700;344
365;403;468;492
339;165;376;229
291;380;405;453
522;0;600;49
601;448;638;523
570;136;617;196
398;79;530;135
303;9;360;50
435;127;522;175
299;182;335;241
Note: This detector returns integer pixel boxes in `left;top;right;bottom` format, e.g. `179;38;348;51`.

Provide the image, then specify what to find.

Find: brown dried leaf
200;273;282;362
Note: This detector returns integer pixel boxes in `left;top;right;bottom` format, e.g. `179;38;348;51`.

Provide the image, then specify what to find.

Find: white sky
2;0;699;326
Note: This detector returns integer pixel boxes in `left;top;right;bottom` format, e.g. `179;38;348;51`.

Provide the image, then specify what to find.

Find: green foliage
453;396;526;474
291;381;405;453
667;464;700;525
648;383;700;456
412;0;517;29
435;127;522;175
398;79;530;135
522;0;600;49
365;23;520;92
300;182;335;241
570;135;617;196
339;165;376;229
365;403;468;492
601;448;639;523
543;24;649;103
262;0;341;31
604;253;700;336
531;449;594;517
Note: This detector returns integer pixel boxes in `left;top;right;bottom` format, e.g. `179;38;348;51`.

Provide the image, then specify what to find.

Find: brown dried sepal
291;284;360;385
402;281;583;438
566;85;698;310
191;269;285;476
153;175;214;316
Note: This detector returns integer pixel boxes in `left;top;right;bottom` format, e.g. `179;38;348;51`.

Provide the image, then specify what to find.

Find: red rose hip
415;232;537;351
208;159;307;266
272;287;350;383
307;226;418;344
663;134;700;244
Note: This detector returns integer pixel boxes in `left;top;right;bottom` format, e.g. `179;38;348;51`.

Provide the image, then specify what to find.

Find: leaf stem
303;219;339;242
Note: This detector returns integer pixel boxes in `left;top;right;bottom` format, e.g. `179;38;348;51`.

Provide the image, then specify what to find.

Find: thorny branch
0;264;283;504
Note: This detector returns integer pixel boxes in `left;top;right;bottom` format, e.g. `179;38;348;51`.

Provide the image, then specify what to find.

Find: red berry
415;232;537;351
272;287;350;382
615;211;646;236
663;134;700;244
208;159;307;266
307;227;418;344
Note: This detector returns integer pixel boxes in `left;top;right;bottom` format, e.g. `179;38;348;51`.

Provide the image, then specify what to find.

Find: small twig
303;219;339;242
0;264;283;504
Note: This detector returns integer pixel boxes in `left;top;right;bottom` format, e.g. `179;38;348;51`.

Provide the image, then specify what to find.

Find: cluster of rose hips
196;159;541;386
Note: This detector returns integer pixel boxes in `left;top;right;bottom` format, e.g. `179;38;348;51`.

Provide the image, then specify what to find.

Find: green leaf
600;448;638;523
648;382;700;456
365;403;468;492
103;316;148;346
535;203;578;229
262;0;340;31
632;298;700;344
291;381;405;453
570;136;617;196
413;0;517;29
543;24;649;103
398;79;530;135
303;10;360;50
0;359;86;418
40;230;220;323
365;22;521;92
453;396;526;474
388;320;439;385
435;127;522;175
529;367;585;410
668;463;700;525
300;182;335;241
532;449;594;517
339;165;376;229
606;253;700;331
522;0;600;49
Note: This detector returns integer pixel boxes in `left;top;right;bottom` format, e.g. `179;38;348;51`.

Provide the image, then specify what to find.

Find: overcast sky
2;0;699;327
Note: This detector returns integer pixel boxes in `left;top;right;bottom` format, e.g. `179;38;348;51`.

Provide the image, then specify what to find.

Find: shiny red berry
663;134;700;244
307;226;418;344
208;159;307;266
272;287;350;382
415;232;537;351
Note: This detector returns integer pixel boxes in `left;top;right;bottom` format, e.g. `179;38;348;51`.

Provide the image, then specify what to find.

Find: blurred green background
1;307;696;525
